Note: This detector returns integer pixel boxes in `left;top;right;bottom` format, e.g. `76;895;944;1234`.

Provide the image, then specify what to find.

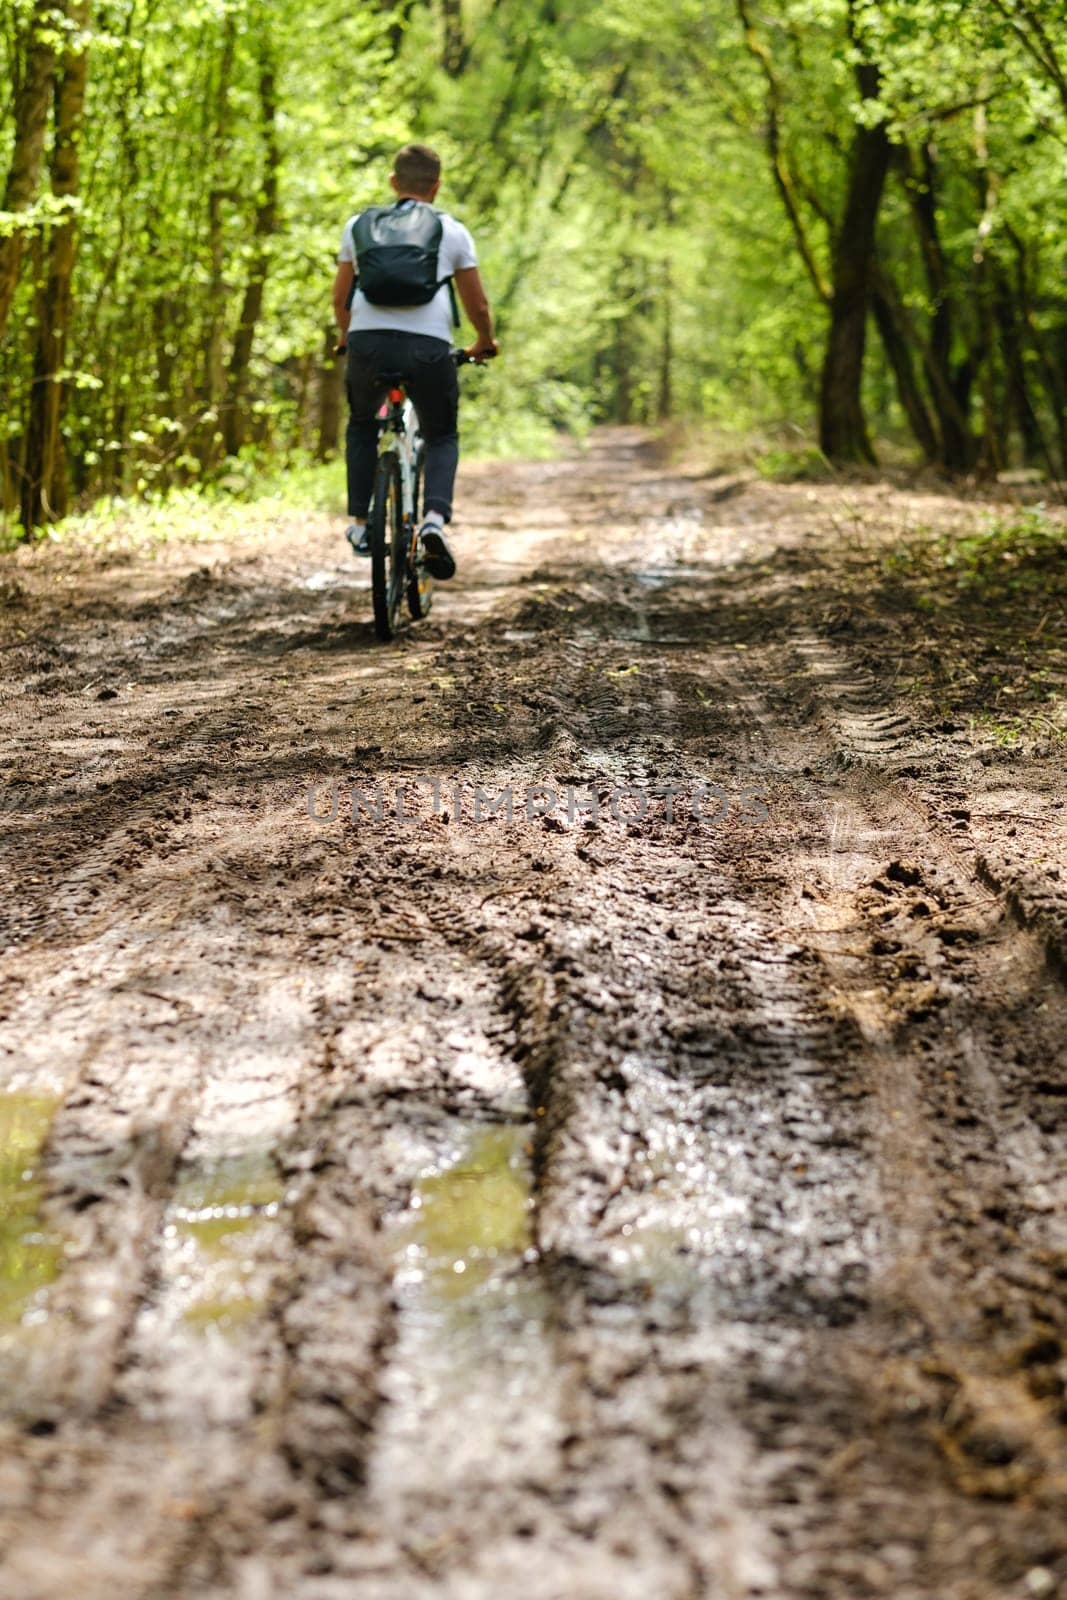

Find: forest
1;0;1066;534
5;3;1067;1592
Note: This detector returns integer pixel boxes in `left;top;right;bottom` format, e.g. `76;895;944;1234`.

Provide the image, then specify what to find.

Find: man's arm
332;261;355;353
454;266;497;360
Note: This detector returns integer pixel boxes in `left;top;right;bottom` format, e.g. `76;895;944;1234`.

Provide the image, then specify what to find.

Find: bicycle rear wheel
406;441;433;621
370;453;405;642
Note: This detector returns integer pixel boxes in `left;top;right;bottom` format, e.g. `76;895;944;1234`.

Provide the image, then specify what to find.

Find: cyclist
332;143;497;580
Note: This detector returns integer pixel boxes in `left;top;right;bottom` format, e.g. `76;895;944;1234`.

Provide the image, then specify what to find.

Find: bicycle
367;350;490;643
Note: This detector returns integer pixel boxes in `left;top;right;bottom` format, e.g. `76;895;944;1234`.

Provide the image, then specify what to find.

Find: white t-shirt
339;206;477;344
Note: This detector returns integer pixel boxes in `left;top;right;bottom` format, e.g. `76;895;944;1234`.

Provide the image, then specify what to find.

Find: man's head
390;143;441;202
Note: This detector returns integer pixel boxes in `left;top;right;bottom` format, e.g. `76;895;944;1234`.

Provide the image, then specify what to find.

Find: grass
752;444;833;482
0;462;340;558
883;508;1067;603
0;408;574;557
871;507;1067;747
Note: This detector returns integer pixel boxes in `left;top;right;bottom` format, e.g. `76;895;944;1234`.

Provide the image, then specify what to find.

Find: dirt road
1;432;1066;1599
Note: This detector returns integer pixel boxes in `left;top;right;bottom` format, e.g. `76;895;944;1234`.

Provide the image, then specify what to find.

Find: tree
221;25;280;458
3;0;1066;538
21;0;89;527
817;40;890;464
0;1;61;343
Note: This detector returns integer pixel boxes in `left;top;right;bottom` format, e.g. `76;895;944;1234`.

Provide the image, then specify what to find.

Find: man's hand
454;267;496;363
465;337;499;364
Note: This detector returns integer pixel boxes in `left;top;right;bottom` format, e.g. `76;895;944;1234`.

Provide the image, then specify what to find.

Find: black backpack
350;199;459;324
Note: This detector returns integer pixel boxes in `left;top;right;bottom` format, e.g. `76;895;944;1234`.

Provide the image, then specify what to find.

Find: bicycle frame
377;390;421;532
373;349;490;529
366;352;490;640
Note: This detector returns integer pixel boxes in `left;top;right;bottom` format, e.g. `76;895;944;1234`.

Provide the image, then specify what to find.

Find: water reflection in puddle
163;1152;283;1333
371;1124;557;1499
393;1125;533;1294
0;1093;63;1329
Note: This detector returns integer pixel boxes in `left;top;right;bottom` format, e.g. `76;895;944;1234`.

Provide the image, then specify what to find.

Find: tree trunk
1006;228;1067;476
972;101;1005;475
221;33;279;459
0;1;60;343
615;319;633;423
21;2;90;531
317;328;343;460
658;265;673;423
818;72;891;464
903;144;975;471
200;16;236;469
871;273;939;463
994;275;1042;466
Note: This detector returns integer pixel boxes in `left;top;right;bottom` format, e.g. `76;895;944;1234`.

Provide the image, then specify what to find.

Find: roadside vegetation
2;0;1066;541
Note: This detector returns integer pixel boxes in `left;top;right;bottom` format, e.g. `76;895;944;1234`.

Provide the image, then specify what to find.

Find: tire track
789;632;1067;979
1;431;1064;1599
448;562;1067;1596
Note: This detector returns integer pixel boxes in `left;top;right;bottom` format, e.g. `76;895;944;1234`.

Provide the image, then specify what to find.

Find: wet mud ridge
1;430;1066;1599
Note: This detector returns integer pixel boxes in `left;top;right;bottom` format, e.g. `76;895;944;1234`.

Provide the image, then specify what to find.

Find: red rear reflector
389;388;404;403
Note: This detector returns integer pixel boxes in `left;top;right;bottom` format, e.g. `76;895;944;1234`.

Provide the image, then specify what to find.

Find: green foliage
883;507;1067;605
2;0;1067;538
753;445;832;482
934;510;1067;599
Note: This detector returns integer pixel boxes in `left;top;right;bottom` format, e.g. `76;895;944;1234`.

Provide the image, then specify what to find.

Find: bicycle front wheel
406;442;433;621
370;453;405;642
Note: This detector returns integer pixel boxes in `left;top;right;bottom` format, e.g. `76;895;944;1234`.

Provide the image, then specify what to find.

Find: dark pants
345;330;459;523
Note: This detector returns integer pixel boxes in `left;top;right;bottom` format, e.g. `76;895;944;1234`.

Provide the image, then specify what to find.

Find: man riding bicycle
332;143;497;581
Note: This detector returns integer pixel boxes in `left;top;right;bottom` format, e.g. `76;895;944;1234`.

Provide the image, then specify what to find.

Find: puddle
367;1123;558;1510
0;1093;64;1327
631;564;710;587
393;1124;534;1297
163;1152;283;1332
593;1076;761;1303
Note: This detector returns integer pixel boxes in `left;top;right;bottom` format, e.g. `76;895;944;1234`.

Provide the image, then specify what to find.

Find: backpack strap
409;200;460;328
344;214;360;310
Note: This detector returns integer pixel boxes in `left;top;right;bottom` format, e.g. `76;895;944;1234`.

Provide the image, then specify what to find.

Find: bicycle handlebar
453;348;498;367
333;342;497;364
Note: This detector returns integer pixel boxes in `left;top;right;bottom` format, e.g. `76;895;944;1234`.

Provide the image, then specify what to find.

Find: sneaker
346;523;371;558
418;522;456;580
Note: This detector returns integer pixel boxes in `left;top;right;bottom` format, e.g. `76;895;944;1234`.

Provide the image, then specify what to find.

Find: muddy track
1;431;1065;1599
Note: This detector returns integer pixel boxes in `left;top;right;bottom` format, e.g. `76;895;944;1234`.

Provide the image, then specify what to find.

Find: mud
1;430;1066;1599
